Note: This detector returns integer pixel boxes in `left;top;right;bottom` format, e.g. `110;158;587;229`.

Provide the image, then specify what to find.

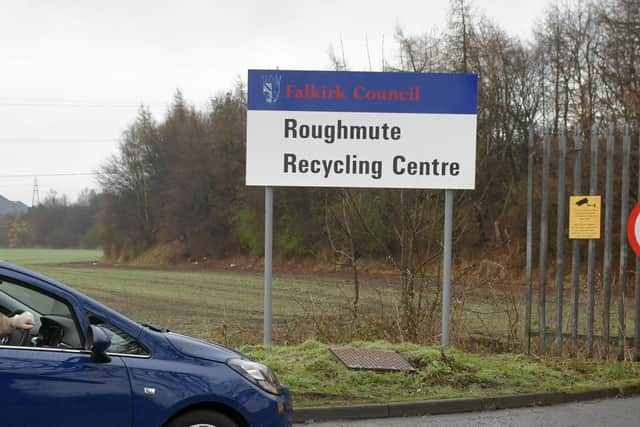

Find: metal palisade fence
525;123;640;361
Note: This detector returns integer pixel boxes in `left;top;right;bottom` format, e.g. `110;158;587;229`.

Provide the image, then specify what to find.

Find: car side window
0;279;70;316
0;277;84;349
87;313;149;356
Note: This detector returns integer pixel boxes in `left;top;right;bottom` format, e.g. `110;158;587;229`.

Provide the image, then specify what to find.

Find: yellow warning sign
569;196;601;239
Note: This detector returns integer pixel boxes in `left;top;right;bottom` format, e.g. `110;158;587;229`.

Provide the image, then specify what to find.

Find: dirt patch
65;256;406;290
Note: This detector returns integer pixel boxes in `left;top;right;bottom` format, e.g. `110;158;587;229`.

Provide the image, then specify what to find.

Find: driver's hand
11;312;34;330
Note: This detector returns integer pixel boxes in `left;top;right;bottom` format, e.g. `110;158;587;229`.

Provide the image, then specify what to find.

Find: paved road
296;396;640;426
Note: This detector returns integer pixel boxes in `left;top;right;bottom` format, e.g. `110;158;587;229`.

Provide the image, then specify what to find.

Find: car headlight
227;358;282;395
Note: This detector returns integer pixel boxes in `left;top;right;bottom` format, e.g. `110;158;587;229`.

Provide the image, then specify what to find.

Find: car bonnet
164;332;244;363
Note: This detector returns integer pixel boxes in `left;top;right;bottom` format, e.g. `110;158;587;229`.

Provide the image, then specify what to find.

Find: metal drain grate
330;347;415;371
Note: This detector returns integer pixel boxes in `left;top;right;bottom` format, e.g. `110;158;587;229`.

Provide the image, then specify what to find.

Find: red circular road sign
627;202;640;256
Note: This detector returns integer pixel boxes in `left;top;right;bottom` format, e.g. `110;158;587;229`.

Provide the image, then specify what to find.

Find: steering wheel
6;311;33;347
9;327;31;347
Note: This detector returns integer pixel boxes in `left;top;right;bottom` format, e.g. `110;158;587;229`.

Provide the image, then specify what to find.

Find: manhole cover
330;347;415;371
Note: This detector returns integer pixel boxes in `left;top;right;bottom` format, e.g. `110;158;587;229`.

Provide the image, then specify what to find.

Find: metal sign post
264;186;273;345
441;189;454;346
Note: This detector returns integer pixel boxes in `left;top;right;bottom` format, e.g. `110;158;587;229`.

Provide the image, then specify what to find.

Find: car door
0;273;133;427
0;347;133;427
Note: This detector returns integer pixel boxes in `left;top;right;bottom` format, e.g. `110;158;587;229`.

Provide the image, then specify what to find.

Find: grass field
1;248;635;352
0;248;399;344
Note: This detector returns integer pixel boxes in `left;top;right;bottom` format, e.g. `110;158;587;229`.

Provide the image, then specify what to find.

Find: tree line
2;0;639;340
0;190;99;248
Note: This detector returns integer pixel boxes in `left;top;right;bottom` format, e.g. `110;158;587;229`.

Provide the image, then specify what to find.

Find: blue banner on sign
248;70;477;114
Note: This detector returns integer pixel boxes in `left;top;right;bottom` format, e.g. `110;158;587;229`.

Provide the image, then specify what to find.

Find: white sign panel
247;70;478;190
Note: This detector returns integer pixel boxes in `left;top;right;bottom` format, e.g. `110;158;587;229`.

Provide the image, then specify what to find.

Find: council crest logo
262;74;282;104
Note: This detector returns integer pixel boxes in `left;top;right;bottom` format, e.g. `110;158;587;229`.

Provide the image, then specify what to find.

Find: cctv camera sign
246;70;478;189
569;195;602;239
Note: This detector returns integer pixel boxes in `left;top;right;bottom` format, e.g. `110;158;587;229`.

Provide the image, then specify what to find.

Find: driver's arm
0;314;12;336
0;312;35;337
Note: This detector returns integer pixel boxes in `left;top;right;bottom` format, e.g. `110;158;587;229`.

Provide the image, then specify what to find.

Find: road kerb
292;384;640;424
387;397;483;418
564;388;618;402
293;403;388;423
482;391;564;410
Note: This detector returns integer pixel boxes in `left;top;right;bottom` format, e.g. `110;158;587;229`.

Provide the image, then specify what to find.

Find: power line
0;138;118;144
0;98;168;108
0;101;142;108
0;173;98;178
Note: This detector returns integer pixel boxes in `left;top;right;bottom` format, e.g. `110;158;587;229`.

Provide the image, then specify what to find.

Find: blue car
0;261;292;427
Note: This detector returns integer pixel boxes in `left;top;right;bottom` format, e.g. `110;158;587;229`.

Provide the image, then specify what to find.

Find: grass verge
241;340;640;407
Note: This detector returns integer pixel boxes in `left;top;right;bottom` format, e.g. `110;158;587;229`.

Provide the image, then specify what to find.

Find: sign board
627;202;640;256
569;195;601;239
246;70;478;190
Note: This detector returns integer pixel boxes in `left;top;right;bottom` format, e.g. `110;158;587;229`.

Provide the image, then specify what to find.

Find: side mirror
90;325;112;363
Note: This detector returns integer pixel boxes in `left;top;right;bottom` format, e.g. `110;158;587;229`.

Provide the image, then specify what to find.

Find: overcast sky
0;0;553;205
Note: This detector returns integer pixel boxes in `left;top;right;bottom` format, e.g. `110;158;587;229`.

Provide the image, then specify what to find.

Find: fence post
539;127;551;353
525;125;534;355
554;126;567;355
570;125;583;357
603;125;615;358
617;125;631;360
586;126;599;358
